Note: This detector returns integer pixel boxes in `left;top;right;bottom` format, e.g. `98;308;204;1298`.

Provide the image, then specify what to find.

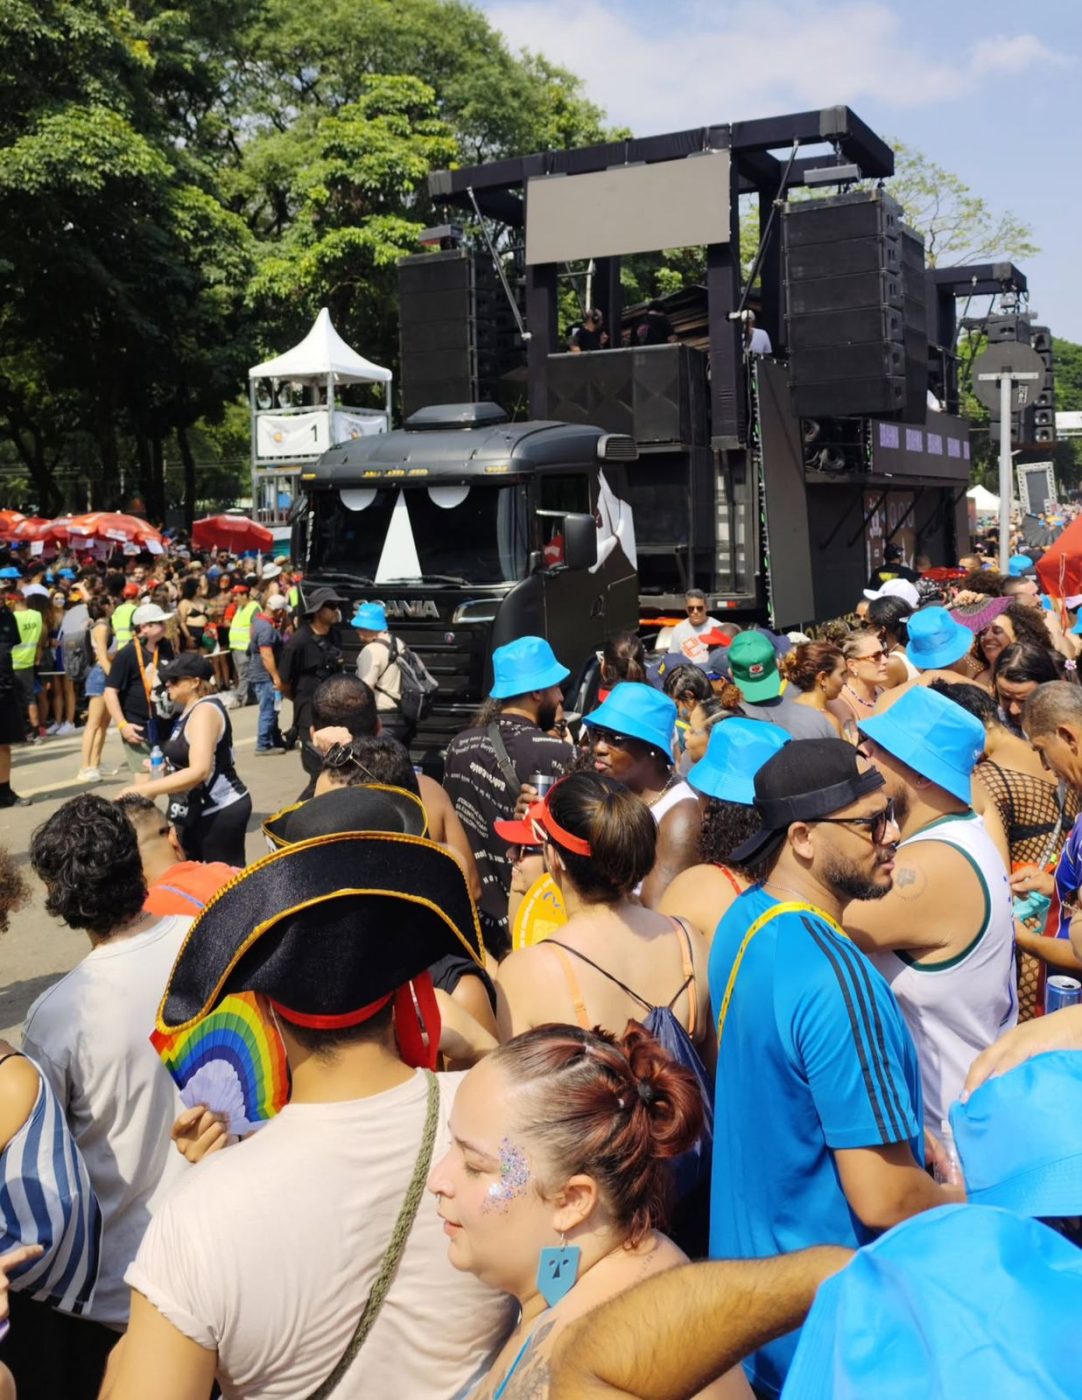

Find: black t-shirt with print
443;715;570;929
104;637;175;728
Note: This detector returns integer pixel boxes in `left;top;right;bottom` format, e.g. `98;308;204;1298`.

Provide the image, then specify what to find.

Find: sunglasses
812;797;897;845
687;604;707;614
506;842;542;862
589;726;633;748
855;648;886;663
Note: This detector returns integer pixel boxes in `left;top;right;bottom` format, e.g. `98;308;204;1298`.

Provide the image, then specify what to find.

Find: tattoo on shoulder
892;865;925;896
503;1320;557;1400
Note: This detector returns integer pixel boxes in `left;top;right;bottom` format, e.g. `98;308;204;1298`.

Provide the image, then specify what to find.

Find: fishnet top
976;761;1079;868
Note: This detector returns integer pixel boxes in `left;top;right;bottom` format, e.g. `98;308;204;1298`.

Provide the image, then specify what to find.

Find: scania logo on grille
359;598;440;620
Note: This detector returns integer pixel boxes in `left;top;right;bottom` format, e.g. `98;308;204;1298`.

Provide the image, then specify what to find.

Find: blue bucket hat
489;636;570;700
583;683;677;759
0;567;20;580
687;719;790;805
351;602;387;632
58;567;75;580
950;1050;1082;1217
784;1205;1082;1399
1008;552;1036;577
857;685;983;806
904;605;973;671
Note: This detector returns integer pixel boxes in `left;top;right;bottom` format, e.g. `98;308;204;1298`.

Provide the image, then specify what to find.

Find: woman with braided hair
428;1022;749;1399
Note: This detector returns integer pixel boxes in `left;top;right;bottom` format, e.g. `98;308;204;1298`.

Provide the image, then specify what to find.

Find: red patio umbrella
1036;515;1082;600
10;516;71;546
0;511;26;541
65;512;162;547
193;515;273;554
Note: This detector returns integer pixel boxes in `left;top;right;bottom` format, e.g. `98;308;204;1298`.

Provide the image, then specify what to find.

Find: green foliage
884;143;1038;267
0;0;612;516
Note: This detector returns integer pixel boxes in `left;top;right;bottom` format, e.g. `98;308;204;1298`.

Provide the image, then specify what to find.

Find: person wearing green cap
728;632;836;740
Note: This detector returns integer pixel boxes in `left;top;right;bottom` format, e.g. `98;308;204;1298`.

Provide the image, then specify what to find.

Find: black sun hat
262;784;428;848
158;652;214;684
156;832;484;1065
730;738;885;865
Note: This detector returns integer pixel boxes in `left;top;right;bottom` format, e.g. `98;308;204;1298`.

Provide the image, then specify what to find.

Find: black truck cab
294;403;638;752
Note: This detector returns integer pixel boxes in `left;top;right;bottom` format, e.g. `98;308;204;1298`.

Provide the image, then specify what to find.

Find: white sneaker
77;767;101;782
45;722;60;735
55;722;76;736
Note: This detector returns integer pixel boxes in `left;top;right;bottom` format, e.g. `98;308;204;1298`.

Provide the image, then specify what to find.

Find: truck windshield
310;482;528;585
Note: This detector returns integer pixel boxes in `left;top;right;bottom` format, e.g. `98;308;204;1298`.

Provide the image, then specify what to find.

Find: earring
536;1232;581;1307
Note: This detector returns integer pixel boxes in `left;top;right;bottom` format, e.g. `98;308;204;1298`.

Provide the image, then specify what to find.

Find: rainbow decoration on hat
151;992;289;1136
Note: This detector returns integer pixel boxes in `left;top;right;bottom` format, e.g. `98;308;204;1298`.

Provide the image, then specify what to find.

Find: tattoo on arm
892;865;924;896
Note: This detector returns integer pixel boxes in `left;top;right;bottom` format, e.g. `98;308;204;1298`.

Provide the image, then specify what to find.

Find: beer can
529;773;556;799
1044;975;1082;1015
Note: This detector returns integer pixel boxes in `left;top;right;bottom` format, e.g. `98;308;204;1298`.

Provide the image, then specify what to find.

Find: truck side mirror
563;513;598;571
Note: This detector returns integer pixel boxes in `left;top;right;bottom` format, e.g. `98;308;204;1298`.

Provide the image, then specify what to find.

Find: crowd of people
1;532;1082;1398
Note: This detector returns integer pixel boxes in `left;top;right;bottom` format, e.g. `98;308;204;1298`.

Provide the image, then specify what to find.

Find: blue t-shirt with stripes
708;886;923;1398
0;1055;101;1315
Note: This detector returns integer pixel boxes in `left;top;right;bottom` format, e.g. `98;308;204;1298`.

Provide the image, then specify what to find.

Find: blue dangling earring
536;1233;581;1307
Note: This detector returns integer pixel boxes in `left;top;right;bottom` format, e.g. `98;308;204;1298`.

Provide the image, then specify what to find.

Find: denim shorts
84;664;106;698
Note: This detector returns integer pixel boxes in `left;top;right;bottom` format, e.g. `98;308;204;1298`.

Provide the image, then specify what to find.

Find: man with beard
845;686;1016;1135
443;637;571;955
708;739;961;1398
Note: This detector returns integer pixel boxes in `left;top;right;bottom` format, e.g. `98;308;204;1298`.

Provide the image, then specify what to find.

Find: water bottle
149;744;165;779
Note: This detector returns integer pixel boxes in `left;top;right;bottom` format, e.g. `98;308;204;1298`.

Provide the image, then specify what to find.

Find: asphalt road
0;703;307;1040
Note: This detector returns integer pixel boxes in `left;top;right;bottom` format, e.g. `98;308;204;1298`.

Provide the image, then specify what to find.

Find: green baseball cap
729;631;781;702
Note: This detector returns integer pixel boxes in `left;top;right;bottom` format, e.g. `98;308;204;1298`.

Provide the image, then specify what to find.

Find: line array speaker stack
783;190;927;420
398;250;525;418
987;318;1057;448
1028;324;1056;446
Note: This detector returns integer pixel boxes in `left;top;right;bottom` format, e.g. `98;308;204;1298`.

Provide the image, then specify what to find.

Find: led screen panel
525;152;731;265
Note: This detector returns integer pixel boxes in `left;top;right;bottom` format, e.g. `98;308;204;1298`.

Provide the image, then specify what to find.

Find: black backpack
374;636;438;723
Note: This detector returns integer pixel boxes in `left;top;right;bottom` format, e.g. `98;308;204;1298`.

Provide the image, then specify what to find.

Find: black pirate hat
157;832;483;1051
261;784;428;848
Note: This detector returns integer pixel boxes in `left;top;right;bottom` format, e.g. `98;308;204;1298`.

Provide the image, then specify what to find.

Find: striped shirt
708;886;923;1397
0;1055;101;1314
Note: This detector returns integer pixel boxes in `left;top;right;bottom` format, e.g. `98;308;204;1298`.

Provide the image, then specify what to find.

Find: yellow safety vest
12;610;41;671
288;586;299;609
228;601;259;651
112;601;137;648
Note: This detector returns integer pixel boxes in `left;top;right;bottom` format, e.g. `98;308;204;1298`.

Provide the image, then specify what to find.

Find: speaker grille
783;191;925;420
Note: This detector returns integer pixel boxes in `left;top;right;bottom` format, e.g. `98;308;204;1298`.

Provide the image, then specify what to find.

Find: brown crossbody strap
306;1070;440;1398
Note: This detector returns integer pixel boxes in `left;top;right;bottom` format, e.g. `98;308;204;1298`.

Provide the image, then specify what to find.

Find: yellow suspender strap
716;901;845;1046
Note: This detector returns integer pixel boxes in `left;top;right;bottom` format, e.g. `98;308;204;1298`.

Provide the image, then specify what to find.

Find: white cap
132;603;173;626
862;578;921;608
21;583;50;599
266;595;289;611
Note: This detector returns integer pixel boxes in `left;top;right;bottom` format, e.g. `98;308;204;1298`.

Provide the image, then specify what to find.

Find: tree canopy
0;0;606;519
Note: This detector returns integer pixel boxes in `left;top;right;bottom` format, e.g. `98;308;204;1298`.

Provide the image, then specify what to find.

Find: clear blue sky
480;0;1081;339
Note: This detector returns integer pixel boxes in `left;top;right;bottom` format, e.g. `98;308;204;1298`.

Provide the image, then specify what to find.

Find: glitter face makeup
482;1137;529;1213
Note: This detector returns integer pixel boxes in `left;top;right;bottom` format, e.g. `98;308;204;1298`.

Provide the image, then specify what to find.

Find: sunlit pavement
0;703;309;1039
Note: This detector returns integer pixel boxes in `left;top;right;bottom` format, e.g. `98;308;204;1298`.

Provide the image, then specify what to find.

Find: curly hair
0;847;29;935
779;642;843;693
698;798;771;880
30;795;146;937
975;602;1054;659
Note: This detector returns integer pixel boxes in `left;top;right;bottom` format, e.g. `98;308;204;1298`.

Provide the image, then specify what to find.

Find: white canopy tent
248;309;393;523
249;307;392;386
967;485;1000;516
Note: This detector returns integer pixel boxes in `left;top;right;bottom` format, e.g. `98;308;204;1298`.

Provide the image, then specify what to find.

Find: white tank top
634;779;698;896
869;812;1016;1133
